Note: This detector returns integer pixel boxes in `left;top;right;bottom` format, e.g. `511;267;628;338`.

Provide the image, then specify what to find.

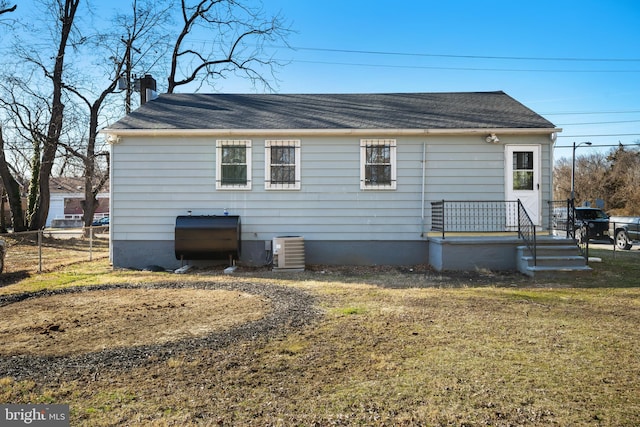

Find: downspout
421;142;427;237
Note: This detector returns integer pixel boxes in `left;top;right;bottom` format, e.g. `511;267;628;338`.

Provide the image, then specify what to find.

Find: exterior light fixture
485;133;500;144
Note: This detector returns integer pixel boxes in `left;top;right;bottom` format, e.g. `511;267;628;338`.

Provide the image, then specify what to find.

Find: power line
274;45;640;63
542;110;640;116
557;119;640;126
556;133;640;138
278;58;640;73
554;143;640;148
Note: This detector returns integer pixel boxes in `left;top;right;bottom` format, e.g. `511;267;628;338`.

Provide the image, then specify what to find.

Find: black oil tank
174;215;240;260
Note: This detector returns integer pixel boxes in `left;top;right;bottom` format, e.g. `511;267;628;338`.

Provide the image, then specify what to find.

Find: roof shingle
106;91;556;131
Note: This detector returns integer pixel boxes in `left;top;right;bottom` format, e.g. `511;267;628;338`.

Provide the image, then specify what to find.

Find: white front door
506;145;541;226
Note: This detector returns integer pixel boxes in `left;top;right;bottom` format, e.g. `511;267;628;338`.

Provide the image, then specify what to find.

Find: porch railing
430;200;519;237
548;199;575;239
548;199;590;259
517;200;537;266
430;199;537;265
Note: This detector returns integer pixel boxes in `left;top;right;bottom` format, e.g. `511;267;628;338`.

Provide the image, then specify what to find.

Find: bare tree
554;144;640;215
554;153;608;205
575;151;608;207
0;1;16;16
0;74;53;230
553;157;571;201
60;0;172;227
0;0;81;230
0;0;15;180
25;0;81;230
0;0;291;231
167;0;290;93
0;125;25;230
603;144;640;215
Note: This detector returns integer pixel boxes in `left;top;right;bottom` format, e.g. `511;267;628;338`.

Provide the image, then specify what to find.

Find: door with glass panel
506;145;541;226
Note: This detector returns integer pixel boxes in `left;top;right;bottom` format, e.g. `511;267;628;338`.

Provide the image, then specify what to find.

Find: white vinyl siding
265;140;301;190
424;143;505;199
110;134;552;242
216;140;252;190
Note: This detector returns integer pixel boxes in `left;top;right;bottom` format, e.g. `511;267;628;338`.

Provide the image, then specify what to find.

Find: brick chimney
139;74;157;105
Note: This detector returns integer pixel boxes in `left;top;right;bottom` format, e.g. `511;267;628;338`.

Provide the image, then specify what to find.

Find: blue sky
5;0;640;161
227;0;640;161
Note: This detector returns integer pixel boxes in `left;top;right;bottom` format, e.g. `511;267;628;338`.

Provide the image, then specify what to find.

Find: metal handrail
517;199;537;266
430;199;537;265
431;200;445;239
430;200;520;236
548;199;575;239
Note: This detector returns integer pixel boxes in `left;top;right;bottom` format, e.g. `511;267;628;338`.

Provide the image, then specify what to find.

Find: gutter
101;127;562;142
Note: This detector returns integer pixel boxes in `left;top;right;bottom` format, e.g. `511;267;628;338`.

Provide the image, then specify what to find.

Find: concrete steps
517;238;592;278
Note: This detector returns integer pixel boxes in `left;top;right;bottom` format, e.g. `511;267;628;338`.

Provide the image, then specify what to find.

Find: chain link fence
0;227;109;274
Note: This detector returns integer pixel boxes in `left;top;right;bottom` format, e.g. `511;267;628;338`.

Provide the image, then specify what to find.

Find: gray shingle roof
105;91;555;131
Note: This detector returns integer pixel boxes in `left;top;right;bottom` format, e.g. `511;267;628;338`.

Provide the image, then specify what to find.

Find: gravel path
0;281;320;383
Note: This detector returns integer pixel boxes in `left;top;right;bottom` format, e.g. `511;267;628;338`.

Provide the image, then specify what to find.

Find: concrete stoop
517;238;592;278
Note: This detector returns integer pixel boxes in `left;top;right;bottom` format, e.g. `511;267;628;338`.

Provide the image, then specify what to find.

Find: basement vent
272;236;305;271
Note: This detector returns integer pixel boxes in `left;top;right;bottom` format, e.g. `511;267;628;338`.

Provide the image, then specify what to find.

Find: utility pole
125;41;132;114
120;37;141;114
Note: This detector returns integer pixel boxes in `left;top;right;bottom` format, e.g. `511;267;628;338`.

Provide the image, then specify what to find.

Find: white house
46;177;109;228
101;92;567;272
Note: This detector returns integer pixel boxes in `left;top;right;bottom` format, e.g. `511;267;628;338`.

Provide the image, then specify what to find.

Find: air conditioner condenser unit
272;236;305;271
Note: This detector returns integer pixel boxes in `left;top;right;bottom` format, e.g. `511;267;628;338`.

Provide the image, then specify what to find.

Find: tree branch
168;0;289;93
0;4;16;15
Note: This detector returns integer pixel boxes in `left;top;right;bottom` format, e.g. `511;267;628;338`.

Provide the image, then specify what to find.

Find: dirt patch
0;282;318;383
0;288;268;357
223;263;532;288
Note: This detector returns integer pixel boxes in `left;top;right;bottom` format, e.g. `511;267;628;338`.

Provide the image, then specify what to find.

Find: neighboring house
47;177;109;227
101;91;561;270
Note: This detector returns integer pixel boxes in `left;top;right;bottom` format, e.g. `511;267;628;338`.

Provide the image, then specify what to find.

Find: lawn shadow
0;271;30;288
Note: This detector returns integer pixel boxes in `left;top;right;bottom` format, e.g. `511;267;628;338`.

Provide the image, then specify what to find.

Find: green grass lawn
1;250;639;426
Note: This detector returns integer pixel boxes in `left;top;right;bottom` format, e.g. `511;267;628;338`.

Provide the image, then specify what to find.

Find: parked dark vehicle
575;207;609;243
609;216;640;250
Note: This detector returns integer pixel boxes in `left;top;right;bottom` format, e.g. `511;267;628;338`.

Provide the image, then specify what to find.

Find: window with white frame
216;140;252;190
265;140;301;190
360;139;396;190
